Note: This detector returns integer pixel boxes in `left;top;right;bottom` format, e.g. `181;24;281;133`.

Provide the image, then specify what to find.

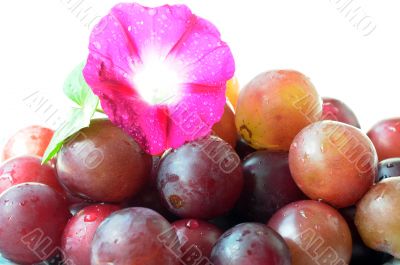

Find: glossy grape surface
235;151;304;222
157;136;243;219
355;177;400;258
377;158;400;182
2;125;54;161
322;97;360;128
0;183;70;264
212;104;237;148
235;70;322;151
0;155;63;195
211;223;291;265
289;120;377;208
91;207;180;265
62;204;120;265
57;119;152;202
367;118;400;161
173;219;222;259
268;200;352;265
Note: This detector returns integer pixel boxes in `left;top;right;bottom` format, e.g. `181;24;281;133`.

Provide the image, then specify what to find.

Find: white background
0;0;399;147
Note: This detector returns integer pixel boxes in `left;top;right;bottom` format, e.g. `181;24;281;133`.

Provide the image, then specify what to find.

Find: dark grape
235;150;305;222
211;223;291;265
157;136;243;219
56;119;152;202
208;212;243;232
91;207;180;265
235;137;256;160
0;183;70;264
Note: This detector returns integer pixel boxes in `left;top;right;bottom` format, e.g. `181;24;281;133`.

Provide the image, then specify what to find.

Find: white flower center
133;55;182;105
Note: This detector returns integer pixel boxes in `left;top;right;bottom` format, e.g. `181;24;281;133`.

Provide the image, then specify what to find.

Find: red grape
172;219;222;258
91;207;180;265
157;136;243;219
377;158;400;182
235;70;322;151
56;119;152;202
322;97;360;128
2;126;54;161
235;151;305;222
355;177;400;258
367;118;400;161
289;120;377;208
211;223;291;265
61;204;120;265
0;155;63;195
268;200;352;265
0;183;70;264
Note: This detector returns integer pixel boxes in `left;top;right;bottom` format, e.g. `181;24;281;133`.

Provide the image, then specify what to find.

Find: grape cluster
0;70;399;265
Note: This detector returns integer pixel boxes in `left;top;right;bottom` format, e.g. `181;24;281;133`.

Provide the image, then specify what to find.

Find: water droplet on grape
299;210;307;219
30;196;39;203
84;214;98;222
185;219;199;229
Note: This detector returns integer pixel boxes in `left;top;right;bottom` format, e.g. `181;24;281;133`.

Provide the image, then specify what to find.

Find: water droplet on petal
148;9;157;16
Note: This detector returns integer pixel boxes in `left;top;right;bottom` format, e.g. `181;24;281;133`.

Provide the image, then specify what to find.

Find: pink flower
83;3;235;154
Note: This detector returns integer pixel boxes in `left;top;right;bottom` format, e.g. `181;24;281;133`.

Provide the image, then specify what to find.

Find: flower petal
83;3;235;154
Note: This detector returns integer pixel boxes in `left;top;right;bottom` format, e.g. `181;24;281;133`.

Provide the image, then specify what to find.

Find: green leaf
63;62;94;107
42;64;99;164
